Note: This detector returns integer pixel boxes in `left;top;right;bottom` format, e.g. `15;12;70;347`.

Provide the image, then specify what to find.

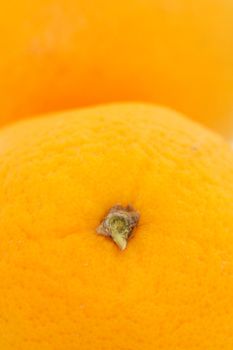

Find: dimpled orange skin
1;104;233;350
1;1;233;134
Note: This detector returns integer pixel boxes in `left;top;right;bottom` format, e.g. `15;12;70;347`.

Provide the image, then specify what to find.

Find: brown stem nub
96;204;140;250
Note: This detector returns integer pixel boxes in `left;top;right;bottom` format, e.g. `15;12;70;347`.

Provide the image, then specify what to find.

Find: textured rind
0;104;233;349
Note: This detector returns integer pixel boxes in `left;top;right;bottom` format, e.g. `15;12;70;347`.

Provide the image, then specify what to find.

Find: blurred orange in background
0;0;233;134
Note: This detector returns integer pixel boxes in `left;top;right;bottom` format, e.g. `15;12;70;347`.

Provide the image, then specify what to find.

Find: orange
1;103;233;349
0;0;233;134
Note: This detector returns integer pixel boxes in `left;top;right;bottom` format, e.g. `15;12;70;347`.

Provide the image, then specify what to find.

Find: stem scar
96;204;140;250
